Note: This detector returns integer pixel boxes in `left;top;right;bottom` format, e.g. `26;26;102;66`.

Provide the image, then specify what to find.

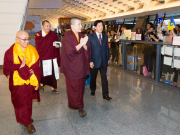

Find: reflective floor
0;67;180;135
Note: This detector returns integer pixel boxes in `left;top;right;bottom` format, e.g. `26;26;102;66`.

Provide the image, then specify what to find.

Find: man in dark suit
88;20;112;100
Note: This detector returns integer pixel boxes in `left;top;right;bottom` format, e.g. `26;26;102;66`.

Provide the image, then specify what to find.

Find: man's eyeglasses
17;37;30;42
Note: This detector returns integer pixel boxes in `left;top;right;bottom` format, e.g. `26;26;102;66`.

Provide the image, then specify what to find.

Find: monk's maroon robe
3;44;41;126
35;30;60;89
60;30;91;109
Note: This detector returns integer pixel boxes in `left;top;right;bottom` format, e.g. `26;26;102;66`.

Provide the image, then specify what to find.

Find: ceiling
29;0;62;9
28;0;180;27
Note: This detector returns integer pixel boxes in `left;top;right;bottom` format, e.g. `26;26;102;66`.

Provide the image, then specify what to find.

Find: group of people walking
3;18;112;134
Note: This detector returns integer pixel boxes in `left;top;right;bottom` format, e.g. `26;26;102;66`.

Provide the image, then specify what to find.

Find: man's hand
55;44;59;48
83;45;87;50
76;36;88;51
80;36;88;46
29;69;34;74
35;85;39;91
90;62;94;69
20;56;26;68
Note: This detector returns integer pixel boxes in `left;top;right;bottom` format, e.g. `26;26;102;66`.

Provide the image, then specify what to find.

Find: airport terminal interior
1;0;180;134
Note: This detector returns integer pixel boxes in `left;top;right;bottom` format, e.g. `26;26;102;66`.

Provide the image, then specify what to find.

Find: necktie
99;34;102;45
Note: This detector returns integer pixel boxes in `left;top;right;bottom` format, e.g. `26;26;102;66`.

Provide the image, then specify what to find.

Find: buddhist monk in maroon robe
3;31;41;134
60;18;91;117
35;20;60;94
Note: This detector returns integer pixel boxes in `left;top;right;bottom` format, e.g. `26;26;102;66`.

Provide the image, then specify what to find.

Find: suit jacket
88;32;109;68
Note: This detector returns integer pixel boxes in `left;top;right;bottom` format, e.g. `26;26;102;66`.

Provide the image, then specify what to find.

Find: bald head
70;17;80;26
70;17;82;33
16;30;29;38
16;30;30;50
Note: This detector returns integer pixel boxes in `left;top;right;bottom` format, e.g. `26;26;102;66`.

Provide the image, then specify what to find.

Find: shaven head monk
35;20;61;94
3;30;41;134
60;17;91;117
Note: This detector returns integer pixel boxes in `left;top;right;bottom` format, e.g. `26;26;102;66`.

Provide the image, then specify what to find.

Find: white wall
0;0;28;65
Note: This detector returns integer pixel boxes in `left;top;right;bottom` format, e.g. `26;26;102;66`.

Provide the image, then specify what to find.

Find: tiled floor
0;67;180;135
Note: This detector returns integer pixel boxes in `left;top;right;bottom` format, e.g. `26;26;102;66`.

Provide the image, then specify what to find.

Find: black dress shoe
91;91;95;96
103;96;112;100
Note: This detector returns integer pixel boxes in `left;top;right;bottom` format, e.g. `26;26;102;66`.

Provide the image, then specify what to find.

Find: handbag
143;65;149;77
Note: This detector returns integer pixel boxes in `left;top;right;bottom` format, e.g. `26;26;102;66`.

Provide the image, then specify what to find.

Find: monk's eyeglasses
17;37;30;42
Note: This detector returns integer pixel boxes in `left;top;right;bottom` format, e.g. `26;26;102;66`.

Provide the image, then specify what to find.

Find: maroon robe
3;44;41;126
60;30;91;109
35;30;60;89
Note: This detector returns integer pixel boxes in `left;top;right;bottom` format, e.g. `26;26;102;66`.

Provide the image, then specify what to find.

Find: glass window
108;21;112;24
115;19;124;24
124;17;134;24
149;15;156;21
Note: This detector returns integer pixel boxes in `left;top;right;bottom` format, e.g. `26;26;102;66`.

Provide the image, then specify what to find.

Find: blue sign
158;18;163;24
158;13;164;17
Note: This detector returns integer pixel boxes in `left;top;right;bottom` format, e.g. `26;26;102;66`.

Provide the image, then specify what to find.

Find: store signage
158;18;163;24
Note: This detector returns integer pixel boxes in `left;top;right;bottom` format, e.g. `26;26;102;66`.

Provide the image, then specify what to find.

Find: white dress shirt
96;32;102;40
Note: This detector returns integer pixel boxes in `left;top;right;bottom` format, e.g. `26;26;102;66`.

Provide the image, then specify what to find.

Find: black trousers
111;47;116;62
90;63;109;97
174;69;179;82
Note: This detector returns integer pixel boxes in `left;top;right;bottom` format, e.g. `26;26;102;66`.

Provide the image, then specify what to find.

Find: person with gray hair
3;30;41;134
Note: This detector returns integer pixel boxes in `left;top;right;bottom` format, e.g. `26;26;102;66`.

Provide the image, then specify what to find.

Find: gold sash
13;42;39;86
